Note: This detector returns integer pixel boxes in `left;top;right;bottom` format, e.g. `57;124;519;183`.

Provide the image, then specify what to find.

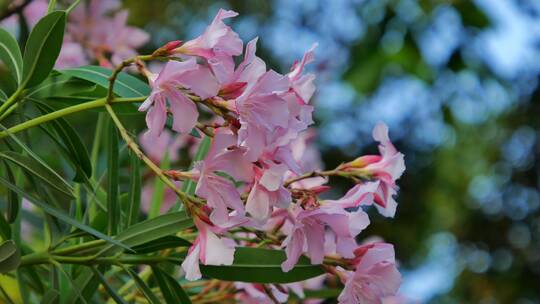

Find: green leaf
41;289;60;304
60;65;150;98
0;240;20;273
98;211;193;256
126;150;141;227
25;74;96;100
124;267;161;304
90;267;128;304
152;266;192;304
0;151;74;198
34;102;92;182
0;176;132;252
0;212;11;240
0;88;7;102
303;288;341;299
106;120;120;235
132;235;191;254
2;161;19;223
0;28;22;84
21;11;66;88
149;153;169;218
200;247;325;283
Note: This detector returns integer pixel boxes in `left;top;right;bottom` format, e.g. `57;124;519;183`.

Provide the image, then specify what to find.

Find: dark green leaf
91;267;128;304
126;150;141;227
2;161;19;223
60;65;150;98
0;151;74;198
152;266;192;304
34;102;92;182
0;28;23;84
0;211;11;240
40;290;60;304
0;240;20;273
98;211;193;256
0;176;132;252
200;247;325;283
0;88;7;102
124;267;161;304
21;11;66;88
106;119;120;235
132;235;191;254
25;74;96;100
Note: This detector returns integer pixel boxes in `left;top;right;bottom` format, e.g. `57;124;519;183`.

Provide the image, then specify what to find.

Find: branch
0;0;33;22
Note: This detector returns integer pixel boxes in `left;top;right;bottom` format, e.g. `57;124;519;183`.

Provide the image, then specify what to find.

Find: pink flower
181;217;236;281
176;9;243;59
235;70;290;161
55;42;89;69
287;43;318;104
340;123;405;217
210;38;266;98
338;243;401;304
192;129;253;225
138;59;219;138
246;162;291;222
139;129;188;164
105;10;150;66
235;283;290;304
281;203;370;272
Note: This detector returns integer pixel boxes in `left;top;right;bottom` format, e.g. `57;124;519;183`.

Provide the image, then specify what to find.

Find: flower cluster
138;9;406;304
1;0;148;68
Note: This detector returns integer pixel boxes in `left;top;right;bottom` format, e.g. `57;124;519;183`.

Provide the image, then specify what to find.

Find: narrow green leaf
61;65;150;98
0;212;11;240
149;153;169;218
0;240;20;273
0;88;7;102
200;247;325;283
34;102;92;182
2;161;19;223
90;267;128;304
126;150;141;227
106;120;120;235
0;28;23;84
0;151;74;198
40;289;60;304
153;267;192;304
21;11;66;88
98;211;193;256
0;176;132;252
132;235;191;254
25;74;96;100
124;267;161;304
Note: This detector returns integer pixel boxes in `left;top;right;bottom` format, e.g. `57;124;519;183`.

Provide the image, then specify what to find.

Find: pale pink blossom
246;162;291;222
192;129;253;225
181;217;236;281
176;9;243;59
138;59;219;138
287;43;318;104
340;123;405;217
139;129;188;164
281;203;370;272
338;243;401;304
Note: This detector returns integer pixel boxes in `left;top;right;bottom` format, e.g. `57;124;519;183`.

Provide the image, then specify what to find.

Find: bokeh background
126;1;540;302
3;0;540;302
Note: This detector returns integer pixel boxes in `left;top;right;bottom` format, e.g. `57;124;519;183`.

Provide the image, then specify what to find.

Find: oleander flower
175;9;243;59
338;243;402;304
281;203;370;272
138;59;219;138
339;123;405;217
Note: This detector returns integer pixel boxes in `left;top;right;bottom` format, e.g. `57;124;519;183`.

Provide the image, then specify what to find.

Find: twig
0;0;33;22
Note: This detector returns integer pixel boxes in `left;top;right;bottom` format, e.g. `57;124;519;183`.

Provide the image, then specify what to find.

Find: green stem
20;252;183;267
104;104;196;212
0;87;24;117
0;97;145;139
